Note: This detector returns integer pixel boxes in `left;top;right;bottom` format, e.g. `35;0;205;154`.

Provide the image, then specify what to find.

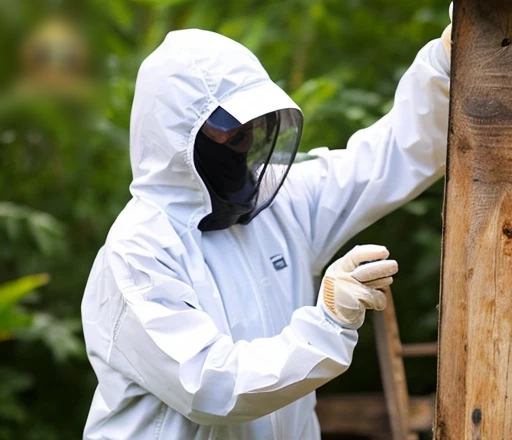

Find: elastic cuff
319;278;362;330
321;305;361;331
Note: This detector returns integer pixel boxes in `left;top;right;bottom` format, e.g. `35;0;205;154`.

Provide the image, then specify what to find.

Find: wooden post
435;1;512;438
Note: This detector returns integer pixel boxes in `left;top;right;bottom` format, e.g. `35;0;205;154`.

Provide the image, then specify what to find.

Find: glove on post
441;3;453;56
321;245;398;330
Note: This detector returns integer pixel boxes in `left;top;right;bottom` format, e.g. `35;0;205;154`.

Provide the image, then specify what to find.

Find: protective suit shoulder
103;198;197;304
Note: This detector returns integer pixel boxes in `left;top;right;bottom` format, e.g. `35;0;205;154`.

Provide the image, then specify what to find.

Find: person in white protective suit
81;14;452;440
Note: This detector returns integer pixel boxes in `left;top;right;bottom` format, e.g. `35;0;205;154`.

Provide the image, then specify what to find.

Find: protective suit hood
129;29;301;230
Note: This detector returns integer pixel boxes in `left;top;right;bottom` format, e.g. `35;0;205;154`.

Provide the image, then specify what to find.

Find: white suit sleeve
107;247;357;425
282;39;450;273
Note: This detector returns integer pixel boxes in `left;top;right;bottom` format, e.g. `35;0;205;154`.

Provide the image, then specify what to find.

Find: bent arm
109;249;357;425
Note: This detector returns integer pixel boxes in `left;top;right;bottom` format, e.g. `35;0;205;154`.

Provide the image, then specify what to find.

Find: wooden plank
435;1;512;438
316;394;434;438
401;342;438;358
373;287;416;440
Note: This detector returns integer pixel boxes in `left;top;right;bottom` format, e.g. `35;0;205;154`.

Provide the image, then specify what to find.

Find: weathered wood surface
435;1;512;438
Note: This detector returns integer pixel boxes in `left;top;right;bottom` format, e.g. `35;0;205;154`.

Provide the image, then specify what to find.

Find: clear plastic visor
200;107;303;211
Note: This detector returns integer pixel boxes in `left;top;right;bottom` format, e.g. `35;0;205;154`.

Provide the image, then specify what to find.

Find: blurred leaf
0;367;33;423
0;273;49;340
0;367;33;399
131;0;189;5
19;313;85;363
0;203;65;256
0;274;49;311
404;200;429;216
108;0;135;31
0;311;32;340
291;77;339;114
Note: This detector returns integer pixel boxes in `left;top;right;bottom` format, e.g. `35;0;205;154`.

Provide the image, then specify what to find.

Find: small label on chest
270;254;287;271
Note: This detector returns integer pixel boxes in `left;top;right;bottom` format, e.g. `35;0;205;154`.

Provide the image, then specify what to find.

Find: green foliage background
0;0;449;438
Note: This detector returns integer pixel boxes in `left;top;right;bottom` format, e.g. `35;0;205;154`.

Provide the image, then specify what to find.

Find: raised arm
282;38;450;273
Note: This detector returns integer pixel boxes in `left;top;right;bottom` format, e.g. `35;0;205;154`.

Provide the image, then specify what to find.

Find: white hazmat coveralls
82;29;450;440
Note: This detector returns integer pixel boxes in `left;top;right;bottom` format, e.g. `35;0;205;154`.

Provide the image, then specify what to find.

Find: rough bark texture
435;1;512;438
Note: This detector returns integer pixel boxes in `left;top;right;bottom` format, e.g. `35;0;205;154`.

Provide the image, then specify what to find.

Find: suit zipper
230;227;269;333
230;227;281;438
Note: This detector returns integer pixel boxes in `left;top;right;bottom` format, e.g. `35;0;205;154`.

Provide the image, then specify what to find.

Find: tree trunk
435;1;512;438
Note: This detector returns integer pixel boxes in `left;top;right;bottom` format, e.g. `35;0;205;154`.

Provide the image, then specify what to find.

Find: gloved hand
441;3;453;57
320;245;398;330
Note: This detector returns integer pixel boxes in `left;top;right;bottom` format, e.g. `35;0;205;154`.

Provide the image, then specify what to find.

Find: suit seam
154;402;167;440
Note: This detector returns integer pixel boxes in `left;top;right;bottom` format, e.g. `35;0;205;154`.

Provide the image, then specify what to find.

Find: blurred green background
0;0;449;438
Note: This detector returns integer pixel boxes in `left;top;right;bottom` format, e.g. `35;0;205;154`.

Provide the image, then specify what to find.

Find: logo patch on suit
270;254;287;271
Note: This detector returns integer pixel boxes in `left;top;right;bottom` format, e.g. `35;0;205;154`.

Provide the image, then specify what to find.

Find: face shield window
194;106;303;231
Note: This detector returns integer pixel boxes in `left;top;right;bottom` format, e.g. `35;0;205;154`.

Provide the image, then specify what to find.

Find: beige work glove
441;3;453;57
320;245;398;330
